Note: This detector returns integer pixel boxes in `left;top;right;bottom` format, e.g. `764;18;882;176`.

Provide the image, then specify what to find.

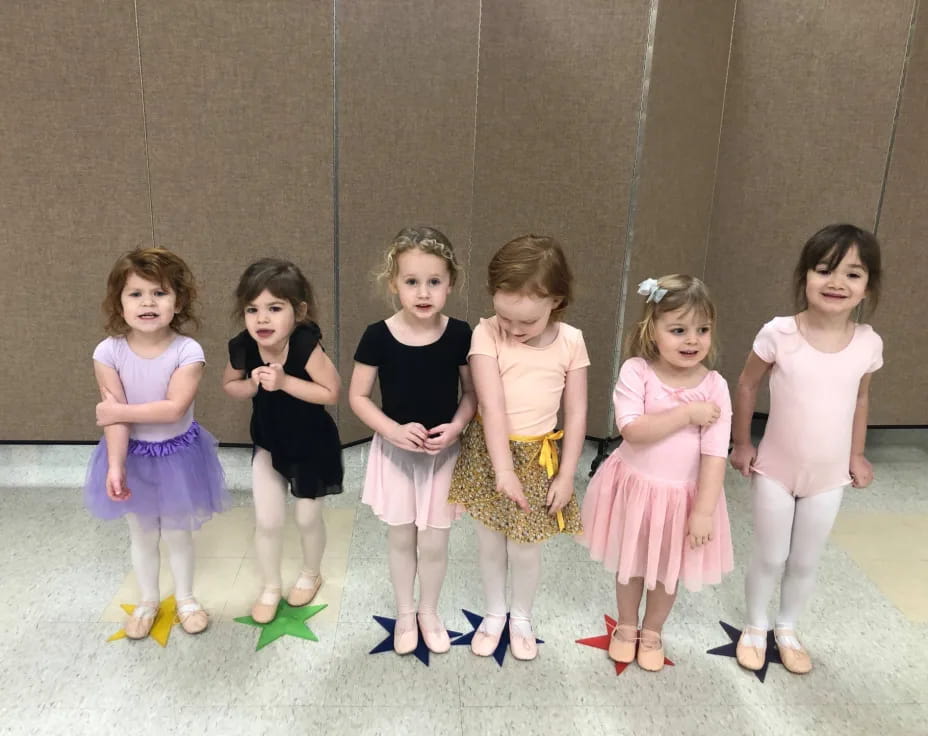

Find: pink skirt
362;433;463;530
579;452;733;594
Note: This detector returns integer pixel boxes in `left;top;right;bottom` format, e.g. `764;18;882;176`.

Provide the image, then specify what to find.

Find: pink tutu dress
580;357;734;593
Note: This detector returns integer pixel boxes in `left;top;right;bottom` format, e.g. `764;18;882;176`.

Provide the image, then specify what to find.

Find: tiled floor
1;433;926;735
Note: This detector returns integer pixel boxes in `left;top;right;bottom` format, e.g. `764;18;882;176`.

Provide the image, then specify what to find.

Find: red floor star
576;614;674;675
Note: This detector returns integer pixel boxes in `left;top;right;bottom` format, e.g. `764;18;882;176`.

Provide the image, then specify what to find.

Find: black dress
228;322;343;498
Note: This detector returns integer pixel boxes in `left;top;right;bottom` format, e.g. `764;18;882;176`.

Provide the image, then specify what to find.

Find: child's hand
106;466;131;502
386;422;429;451
686;510;713;549
496;469;530;513
545;474;574;516
255;363;286;392
849;453;874;488
729;443;756;477
95;389;124;426
687;401;721;427
422;422;462;454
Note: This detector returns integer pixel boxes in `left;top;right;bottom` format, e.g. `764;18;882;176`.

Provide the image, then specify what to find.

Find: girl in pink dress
730;224;883;674
349;227;476;655
581;274;733;671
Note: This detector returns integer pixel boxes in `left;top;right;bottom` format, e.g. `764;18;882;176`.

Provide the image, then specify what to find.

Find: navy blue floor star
707;620;783;682
369;615;462;666
451;609;543;666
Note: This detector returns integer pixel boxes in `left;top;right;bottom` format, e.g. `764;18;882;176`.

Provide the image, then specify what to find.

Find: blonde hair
376;226;461;295
487;235;572;319
625;274;718;365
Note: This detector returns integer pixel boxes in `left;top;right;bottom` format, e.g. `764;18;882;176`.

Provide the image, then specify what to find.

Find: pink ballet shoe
608;624;638;664
417;612;451;654
471;613;507;657
508;616;538;661
394;612;418;655
125;602;158;640
636;628;665;672
774;627;812;674
736;625;767;671
177;599;209;635
287;572;323;607
251;587;281;624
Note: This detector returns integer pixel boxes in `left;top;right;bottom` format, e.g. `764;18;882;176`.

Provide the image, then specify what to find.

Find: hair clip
637;278;667;303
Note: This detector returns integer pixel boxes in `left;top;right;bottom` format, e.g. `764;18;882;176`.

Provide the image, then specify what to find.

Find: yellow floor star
107;595;179;647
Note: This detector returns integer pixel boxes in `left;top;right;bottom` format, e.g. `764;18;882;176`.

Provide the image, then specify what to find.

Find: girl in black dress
223;259;343;623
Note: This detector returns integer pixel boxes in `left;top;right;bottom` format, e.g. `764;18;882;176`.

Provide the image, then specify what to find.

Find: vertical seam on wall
702;0;738;280
875;0;919;233
132;0;155;247
608;0;660;437
465;0;483;324
331;0;341;424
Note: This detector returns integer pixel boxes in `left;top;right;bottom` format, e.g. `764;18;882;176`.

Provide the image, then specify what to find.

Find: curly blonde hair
376;226;462;294
625;274;718;365
102;248;199;336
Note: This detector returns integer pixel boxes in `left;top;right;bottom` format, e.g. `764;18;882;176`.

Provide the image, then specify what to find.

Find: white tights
387;523;451;633
252;447;326;591
126;514;195;603
744;475;844;636
474;521;542;637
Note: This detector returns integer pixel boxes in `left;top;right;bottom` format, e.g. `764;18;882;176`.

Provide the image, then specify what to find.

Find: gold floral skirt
448;419;582;543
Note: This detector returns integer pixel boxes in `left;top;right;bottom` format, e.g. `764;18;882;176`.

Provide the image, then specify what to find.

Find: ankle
479;612;507;636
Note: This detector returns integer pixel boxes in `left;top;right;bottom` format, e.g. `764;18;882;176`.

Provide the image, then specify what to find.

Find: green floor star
235;601;327;651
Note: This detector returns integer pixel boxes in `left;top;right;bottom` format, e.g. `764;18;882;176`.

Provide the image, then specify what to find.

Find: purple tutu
84;421;231;530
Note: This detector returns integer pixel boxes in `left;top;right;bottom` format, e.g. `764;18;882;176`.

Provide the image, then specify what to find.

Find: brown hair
625;274;719;365
793;223;882;317
102;248;199;336
233;258;316;324
376;226;462;293
487;235;572;319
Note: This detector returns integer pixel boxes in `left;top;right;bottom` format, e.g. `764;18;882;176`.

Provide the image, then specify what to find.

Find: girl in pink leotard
730;224;883;675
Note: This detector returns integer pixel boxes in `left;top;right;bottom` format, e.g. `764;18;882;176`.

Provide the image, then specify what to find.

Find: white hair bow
637;278;667;303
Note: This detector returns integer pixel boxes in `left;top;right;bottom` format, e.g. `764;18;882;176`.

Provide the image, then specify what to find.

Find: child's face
390;249;452;321
492;290;560;345
804;245;869;316
120;272;178;335
653;307;712;371
244;289;303;352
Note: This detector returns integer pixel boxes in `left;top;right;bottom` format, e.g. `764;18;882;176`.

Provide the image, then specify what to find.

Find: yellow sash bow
507;428;566;531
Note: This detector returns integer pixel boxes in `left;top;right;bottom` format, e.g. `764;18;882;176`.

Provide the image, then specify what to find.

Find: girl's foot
251;586;282;623
287;571;323;607
394;611;418;655
774;627;812;674
608;623;638;664
417;611;451;654
177;598;209;635
125;601;159;640
637;628;665;671
471;612;507;657
508;616;538;661
735;625;768;671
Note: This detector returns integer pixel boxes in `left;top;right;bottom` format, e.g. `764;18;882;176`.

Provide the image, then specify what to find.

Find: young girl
349;226;475;655
85;248;230;639
580;275;733;671
222;258;344;623
731;224;883;674
448;235;589;661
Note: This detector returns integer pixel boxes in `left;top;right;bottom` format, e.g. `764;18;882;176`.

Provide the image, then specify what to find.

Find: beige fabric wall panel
336;0;480;443
706;0;913;402
871;8;928;425
468;1;652;437
137;1;335;444
620;0;736;396
0;2;152;441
